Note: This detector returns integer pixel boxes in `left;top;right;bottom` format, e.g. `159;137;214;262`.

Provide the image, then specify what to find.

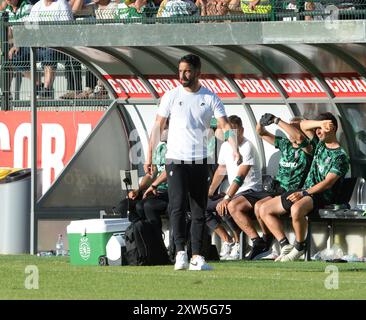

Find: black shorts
9;47;58;71
234;190;279;219
237;190;279;208
280;190;328;214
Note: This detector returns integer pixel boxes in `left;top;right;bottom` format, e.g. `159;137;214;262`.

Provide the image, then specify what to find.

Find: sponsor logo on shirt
279;160;298;168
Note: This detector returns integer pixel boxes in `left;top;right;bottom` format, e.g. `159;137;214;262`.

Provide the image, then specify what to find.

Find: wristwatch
151;184;158;190
224;194;232;201
302;190;312;198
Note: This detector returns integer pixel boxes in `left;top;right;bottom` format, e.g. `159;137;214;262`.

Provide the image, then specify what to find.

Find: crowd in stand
1;0;364;100
1;0;111;99
2;0;365;24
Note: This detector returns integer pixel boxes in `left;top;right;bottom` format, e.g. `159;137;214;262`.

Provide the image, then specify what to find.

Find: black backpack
124;219;171;266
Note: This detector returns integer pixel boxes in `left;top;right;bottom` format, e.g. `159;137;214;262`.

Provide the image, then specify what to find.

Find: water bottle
56;234;64;256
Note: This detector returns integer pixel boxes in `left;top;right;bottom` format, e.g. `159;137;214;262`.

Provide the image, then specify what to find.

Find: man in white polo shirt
145;54;240;271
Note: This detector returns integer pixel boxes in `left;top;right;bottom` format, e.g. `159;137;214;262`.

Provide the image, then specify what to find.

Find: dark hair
316;112;338;132
179;54;201;71
228;115;243;128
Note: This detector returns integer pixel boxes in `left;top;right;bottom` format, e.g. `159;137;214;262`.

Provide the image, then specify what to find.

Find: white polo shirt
218;138;262;193
158;85;226;161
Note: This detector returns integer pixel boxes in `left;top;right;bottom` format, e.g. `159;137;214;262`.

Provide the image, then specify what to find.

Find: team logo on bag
79;236;91;260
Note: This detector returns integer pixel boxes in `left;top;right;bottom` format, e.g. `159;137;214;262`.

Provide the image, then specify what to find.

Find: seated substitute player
228;113;314;260
259;112;350;261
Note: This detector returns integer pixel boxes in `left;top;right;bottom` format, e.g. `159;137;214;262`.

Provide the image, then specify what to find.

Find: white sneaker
189;255;213;271
280;247;305;262
226;242;240;260
275;244;294;262
220;241;234;258
174;251;189;270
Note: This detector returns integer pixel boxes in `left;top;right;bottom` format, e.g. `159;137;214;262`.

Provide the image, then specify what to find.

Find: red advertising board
0;111;103;191
105;74;238;98
104;74;366;99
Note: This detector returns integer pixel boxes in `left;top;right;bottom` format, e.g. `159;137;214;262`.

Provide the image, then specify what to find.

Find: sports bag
125;219;171;266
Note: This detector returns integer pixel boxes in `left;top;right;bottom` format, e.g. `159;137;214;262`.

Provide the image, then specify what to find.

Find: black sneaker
265;236;274;252
247;242;272;260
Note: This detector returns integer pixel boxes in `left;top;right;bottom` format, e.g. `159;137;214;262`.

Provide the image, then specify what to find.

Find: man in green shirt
140;138;168;230
226;114;314;260
260;112;350;261
2;0;31;22
117;128;168;231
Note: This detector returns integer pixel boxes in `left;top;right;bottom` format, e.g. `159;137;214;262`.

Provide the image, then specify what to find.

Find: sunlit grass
1;255;366;300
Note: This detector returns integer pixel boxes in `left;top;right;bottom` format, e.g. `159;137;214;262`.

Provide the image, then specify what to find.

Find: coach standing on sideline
144;54;240;271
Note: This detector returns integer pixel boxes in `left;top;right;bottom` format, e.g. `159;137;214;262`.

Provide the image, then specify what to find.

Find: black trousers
166;161;208;256
136;192;169;230
117;196;144;222
117;192;168;230
205;195;240;235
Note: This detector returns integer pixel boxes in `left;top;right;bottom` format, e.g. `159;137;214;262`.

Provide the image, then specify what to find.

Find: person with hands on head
259;112;350;261
227;113;314;260
145;54;240;271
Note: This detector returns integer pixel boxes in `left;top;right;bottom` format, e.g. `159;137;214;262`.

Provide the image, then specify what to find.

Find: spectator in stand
284;0;324;21
60;0;113;100
157;0;198;17
259;113;350;262
1;0;32;99
69;0;93;14
94;0;118;18
227;115;314;260
27;0;73;98
75;0;113;99
0;0;8;10
206;115;262;260
304;1;324;21
196;0;230;20
240;0;272;14
115;0;156;19
2;0;32;57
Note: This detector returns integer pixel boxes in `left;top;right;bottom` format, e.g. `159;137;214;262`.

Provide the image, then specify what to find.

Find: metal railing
74;1;366;23
0;11;112;111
